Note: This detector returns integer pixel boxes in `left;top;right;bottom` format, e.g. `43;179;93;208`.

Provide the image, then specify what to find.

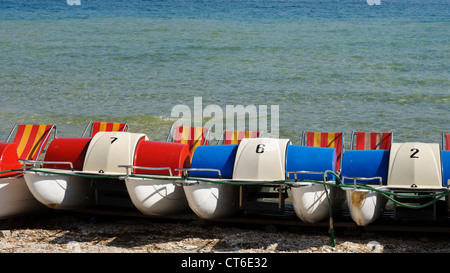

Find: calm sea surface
0;0;448;146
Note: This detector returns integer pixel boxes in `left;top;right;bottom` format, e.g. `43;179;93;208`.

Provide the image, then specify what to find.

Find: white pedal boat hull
124;176;189;216
24;170;93;210
183;182;239;219
291;182;344;223
0;176;47;219
344;188;387;226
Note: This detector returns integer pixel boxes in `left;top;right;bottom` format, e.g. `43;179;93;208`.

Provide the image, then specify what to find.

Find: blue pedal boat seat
341;150;390;186
286;145;336;181
188;145;238;179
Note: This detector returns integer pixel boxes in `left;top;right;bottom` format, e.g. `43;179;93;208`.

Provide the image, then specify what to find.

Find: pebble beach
1;212;449;254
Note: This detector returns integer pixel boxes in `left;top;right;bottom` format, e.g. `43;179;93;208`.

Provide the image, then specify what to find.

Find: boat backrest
286;145;336;181
218;130;261;145
82;121;128;137
351;132;392;150
302;131;343;172
133;141;190;177
167;126;211;160
341;150;389;185
443;133;450;151
7;124;56;160
189;144;238;179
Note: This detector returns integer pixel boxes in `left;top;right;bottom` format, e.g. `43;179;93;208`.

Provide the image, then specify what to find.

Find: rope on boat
323;170;338;247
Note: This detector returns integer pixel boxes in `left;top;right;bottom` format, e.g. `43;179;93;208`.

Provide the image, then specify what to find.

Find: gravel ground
1;212;450;254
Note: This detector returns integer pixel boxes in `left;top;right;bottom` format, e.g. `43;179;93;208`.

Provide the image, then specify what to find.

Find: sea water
0;0;448;145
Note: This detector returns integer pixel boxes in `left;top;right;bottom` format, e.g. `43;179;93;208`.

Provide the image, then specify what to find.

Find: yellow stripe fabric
313;132;321;147
16;125;49;160
194;127;203;143
328;132;336;147
112;123;120;132
232;131;239;144
16;125;32;159
32;125;48;159
99;122;107;132
181;126;189;144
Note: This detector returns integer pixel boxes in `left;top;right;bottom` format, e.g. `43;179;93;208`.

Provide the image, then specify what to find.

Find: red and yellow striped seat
9;124;56;161
83;121;128;137
1;124;55;177
352;132;392;150
221;130;260;145
168;126;210;160
302;131;343;171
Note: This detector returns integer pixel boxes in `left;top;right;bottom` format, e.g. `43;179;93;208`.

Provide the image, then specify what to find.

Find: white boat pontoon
178;138;291;219
24;131;147;209
286;145;344;224
120;140;191;216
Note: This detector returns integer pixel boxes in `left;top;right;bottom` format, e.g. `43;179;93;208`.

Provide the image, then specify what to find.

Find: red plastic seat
302;131;344;172
134;141;190;176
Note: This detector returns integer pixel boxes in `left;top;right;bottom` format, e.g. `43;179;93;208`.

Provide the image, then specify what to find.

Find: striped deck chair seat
83;121;129;137
168;126;210;160
352;132;392;150
444;133;450;151
220;130;260;145
302;131;344;172
8;124;57;161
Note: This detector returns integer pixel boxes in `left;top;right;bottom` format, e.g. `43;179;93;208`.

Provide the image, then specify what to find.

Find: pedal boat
286;145;345;223
119;140;191;216
342;142;450;226
177;138;291;219
23;132;148;210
